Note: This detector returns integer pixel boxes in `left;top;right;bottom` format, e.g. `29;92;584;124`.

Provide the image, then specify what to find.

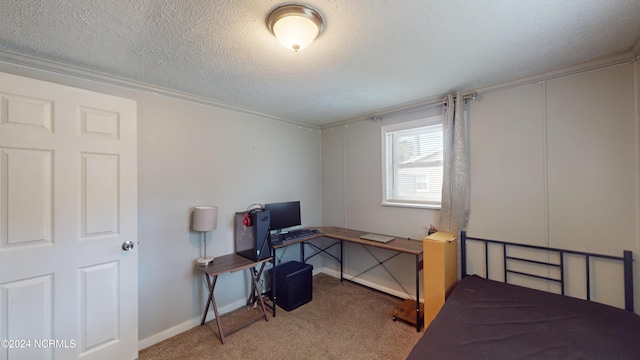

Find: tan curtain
439;93;470;234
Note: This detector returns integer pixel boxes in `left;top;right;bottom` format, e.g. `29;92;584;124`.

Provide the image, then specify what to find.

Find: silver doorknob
122;241;135;251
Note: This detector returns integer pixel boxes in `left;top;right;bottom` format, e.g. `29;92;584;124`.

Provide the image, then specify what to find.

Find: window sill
381;201;441;210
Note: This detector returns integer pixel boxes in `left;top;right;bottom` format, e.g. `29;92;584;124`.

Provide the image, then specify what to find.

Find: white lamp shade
272;15;320;52
192;206;218;231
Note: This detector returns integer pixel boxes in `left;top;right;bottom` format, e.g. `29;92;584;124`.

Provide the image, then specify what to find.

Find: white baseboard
321;268;420;301
321;267;341;278
138;266;421;350
137;298;245;351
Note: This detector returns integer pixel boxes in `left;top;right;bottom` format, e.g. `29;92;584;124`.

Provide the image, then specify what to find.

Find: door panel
1;94;53;132
1;148;53;247
79;262;119;353
1;275;53;360
81;153;119;238
0;72;137;360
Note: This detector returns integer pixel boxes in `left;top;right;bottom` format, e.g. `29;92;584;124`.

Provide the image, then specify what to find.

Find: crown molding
320;49;638;131
0;49;321;130
1;48;635;133
319;94;448;130
632;38;640;59
474;50;636;96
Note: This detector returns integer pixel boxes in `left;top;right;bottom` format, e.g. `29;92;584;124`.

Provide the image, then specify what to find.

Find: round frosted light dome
273;15;319;52
267;4;324;52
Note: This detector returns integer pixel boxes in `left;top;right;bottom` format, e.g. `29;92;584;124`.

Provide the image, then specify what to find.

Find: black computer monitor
264;201;301;231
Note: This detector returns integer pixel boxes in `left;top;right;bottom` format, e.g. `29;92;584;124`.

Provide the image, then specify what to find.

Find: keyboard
276;229;320;243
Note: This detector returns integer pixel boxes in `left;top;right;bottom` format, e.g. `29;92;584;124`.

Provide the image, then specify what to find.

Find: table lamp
192;206;218;265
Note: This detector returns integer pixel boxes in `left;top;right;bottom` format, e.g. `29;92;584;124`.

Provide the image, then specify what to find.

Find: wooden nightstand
423;231;458;330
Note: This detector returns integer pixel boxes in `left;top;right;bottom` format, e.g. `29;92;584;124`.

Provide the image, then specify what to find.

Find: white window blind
382;116;443;208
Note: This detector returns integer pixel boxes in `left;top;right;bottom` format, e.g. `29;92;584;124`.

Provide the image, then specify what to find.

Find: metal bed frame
460;231;635;312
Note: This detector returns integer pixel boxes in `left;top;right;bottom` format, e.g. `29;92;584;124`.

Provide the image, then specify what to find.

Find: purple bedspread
407;275;640;360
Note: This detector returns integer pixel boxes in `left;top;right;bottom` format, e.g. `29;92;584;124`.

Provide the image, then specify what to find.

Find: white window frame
381;115;443;209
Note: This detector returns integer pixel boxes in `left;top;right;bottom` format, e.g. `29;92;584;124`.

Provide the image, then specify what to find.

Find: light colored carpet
139;273;423;360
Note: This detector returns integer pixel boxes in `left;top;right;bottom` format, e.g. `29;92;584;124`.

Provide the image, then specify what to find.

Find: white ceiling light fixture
267;4;324;52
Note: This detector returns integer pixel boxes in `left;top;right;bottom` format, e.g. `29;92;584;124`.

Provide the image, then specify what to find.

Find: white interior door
0;72;138;360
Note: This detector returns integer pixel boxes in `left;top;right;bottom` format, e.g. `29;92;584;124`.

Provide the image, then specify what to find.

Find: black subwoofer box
270;261;313;311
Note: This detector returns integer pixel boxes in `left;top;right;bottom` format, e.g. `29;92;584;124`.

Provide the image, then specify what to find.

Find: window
382;116;443;208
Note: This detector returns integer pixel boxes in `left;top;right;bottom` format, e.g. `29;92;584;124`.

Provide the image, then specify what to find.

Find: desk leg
340;240;344;282
201;274;226;343
201;274;216;325
251;263;270;322
415;254;421;332
271;255;277;317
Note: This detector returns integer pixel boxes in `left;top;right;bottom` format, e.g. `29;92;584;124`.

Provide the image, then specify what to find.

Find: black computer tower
234;209;271;261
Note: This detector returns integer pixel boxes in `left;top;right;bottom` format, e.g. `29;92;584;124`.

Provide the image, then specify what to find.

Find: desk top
272;226;423;255
196;253;272;276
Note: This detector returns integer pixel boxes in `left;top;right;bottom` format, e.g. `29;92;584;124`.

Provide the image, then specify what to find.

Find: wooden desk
196;253;272;344
271;226;423;331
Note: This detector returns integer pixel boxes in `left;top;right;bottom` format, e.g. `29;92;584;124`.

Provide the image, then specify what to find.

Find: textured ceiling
1;0;639;127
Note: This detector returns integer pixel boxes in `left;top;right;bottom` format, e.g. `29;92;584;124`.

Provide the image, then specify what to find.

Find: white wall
321;59;640;312
321;107;443;299
467;62;638;311
135;95;324;344
2;48;637;349
0;62;324;347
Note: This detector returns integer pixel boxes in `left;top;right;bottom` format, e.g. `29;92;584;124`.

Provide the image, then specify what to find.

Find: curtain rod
371;91;477;122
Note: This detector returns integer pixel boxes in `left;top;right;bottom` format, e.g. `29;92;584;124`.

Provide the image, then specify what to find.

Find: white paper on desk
360;233;395;243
